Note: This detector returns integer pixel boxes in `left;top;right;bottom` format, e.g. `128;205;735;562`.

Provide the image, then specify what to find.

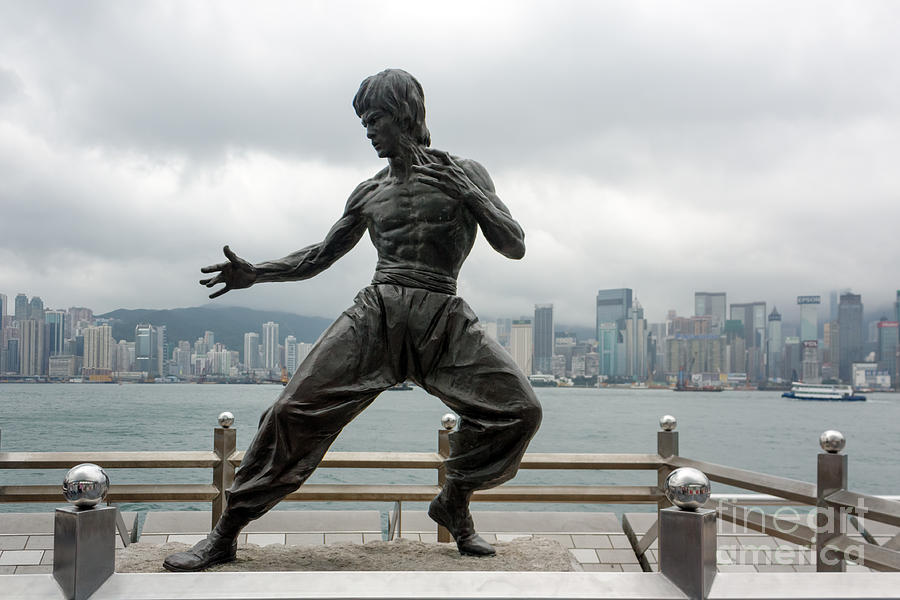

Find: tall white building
83;325;113;370
284;335;299;375
510;319;533;375
262;321;280;371
243;332;260;370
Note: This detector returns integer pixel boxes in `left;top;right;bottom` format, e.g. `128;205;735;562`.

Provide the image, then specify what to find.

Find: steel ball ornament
218;411;235;428
62;463;110;508
664;467;711;510
659;415;677;431
441;413;458;430
819;430;846;454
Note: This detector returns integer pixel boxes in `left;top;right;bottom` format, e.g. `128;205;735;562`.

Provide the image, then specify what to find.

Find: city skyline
2;3;899;326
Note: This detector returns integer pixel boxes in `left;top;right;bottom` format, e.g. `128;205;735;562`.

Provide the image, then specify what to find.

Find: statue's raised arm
199;181;373;298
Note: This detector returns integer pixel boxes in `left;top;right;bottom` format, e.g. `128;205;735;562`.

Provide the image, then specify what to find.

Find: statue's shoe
428;495;496;556
163;536;237;572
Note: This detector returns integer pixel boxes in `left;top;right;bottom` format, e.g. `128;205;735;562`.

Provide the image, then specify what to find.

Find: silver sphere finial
441;413;458;430
664;467;711;510
62;463;110;508
659;415;677;431
218;411;235;428
819;430;845;454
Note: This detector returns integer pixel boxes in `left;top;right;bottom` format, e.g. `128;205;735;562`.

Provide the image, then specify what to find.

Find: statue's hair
353;69;431;147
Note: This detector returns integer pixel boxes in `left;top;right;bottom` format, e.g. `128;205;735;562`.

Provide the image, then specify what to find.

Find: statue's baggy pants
222;284;542;524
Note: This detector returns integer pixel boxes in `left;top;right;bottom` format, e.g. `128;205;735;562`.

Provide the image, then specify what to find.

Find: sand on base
117;537;578;573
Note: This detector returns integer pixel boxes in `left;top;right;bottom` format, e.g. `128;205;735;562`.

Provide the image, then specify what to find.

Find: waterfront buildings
729;302;766;383
262;321;280;373
510;319;533;375
766;307;783;382
695;292;726;335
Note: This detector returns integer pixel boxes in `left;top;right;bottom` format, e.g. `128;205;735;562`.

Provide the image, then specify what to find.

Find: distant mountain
98;305;333;352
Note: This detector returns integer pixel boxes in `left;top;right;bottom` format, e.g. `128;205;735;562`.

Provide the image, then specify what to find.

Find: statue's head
353;69;431;147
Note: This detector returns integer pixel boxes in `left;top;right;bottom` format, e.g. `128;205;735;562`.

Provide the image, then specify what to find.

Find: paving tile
757;564;795;572
0;566;15;574
534;534;573;549
580;563;621;571
793;565;816;572
568;548;599;564
609;535;632;549
135;534;168;545
571;534;610;549
738;536;778;549
246;533;286;546
167;534;206;545
25;535;53;550
0;536;27;550
0;550;44;566
716;549;735;565
325;533;363;545
846;565;873;572
595;549;640;564
285;533;324;546
41;550;53;565
718;536;742;549
717;564;757;573
15;565;52;574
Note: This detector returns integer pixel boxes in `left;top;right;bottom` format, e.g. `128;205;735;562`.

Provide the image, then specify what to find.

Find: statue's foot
428;494;496;556
163;535;237;572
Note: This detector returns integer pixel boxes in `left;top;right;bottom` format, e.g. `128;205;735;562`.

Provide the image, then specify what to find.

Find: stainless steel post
437;425;451;543
659;507;716;600
657;416;679;551
212;421;237;529
53;505;117;600
816;430;848;572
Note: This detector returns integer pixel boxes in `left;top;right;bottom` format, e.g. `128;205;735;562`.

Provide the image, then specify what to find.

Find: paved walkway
1;509;894;574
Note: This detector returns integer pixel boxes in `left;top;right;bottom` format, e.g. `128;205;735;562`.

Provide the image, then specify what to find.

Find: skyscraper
284;335;299;375
0;293;6;318
28;296;44;320
877;320;898;383
44;310;67;357
14;294;28;322
729;302;766;381
596;289;632;338
262;321;280;371
695;292;726;335
18;319;45;376
625;300;647;380
797;296;820;342
243;332;260;370
766;307;783;381
837;293;863;382
83;325;113;371
510;319;533;375
134;323;159;377
532;304;554;375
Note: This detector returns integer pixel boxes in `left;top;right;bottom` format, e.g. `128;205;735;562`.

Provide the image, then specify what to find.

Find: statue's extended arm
200;182;371;298
412;149;525;259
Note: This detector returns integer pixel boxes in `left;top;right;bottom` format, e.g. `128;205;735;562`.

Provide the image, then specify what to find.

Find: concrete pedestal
53;505;116;600
659;507;716;600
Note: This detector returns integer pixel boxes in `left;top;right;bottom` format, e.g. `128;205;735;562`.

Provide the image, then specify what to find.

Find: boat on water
674;383;723;392
782;382;866;401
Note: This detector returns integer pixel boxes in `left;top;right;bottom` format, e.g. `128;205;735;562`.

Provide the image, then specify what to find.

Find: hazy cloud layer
2;1;899;326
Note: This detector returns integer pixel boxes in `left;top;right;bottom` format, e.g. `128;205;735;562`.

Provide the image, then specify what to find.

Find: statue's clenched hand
411;149;485;203
199;246;258;299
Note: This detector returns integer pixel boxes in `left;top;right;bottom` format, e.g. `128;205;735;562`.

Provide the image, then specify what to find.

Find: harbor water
1;384;898;514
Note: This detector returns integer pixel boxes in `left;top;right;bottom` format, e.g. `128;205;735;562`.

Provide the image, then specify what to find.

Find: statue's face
362;109;404;159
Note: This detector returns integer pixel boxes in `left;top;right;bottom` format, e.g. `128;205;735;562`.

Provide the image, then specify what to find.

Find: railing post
437;413;456;543
212;412;237;529
659;467;715;600
816;429;847;572
657;415;679;543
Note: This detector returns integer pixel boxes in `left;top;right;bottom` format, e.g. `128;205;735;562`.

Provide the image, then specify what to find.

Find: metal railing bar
0;484;219;503
0;451;219;469
825;489;900;528
635;519;658;556
665;456;817;504
717;501;815;546
884;532;900;551
826;534;900;572
849;514;879;546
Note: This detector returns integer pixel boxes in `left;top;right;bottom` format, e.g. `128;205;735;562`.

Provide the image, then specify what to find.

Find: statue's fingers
200;262;229;274
223;245;238;262
412;164;444;178
424;148;453;164
209;285;231;299
199;277;214;286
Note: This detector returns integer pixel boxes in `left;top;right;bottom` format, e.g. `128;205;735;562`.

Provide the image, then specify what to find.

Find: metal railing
1;413;898;574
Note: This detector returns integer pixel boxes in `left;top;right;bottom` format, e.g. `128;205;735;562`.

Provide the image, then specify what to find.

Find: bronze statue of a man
164;69;542;571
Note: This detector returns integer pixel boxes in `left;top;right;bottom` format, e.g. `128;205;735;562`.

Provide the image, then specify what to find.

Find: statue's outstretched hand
412;149;484;202
199;245;258;299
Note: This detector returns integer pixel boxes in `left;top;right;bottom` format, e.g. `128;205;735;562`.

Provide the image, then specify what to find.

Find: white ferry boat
782;382;866;401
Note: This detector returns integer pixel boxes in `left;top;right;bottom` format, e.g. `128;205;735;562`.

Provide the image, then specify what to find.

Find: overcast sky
1;1;898;327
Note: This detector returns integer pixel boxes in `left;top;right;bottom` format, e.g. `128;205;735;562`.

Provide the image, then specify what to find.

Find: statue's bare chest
364;178;471;233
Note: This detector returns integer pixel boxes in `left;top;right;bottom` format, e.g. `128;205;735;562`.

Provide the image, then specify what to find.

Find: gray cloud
1;1;899;326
